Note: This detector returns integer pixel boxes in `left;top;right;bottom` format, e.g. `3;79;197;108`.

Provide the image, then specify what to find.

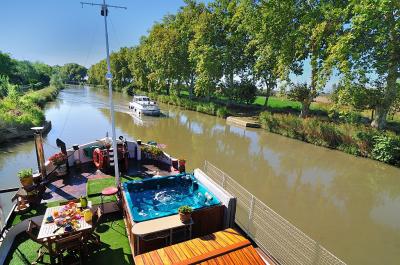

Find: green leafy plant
178;205;193;214
371;135;400;164
18;168;33;179
141;145;164;160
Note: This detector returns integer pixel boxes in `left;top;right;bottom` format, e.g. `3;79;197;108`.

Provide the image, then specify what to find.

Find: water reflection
1;86;400;264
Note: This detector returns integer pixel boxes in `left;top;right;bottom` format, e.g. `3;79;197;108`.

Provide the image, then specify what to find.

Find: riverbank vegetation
260;112;400;166
87;0;399;165
0;51;87;143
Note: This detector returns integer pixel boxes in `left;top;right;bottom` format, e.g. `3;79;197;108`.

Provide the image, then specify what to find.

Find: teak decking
134;228;266;265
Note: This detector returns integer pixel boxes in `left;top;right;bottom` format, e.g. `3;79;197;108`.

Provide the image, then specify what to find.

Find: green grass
5;213;133;265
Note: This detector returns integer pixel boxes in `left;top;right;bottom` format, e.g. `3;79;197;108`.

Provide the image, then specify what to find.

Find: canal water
1;86;400;264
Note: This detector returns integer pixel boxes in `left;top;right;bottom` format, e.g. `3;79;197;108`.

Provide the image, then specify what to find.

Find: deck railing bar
252;217;314;264
203;160;346;265
224;179;253;199
247;195;255;236
252;211;316;253
253;203;316;246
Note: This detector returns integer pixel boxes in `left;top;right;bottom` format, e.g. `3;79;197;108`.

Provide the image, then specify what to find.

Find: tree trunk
371;58;398;129
166;81;170;95
189;76;194;100
300;100;311;118
371;106;389;129
263;84;272;109
176;78;181;97
229;71;234;90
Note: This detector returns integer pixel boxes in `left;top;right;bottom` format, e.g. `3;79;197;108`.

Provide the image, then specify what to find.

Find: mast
81;1;127;186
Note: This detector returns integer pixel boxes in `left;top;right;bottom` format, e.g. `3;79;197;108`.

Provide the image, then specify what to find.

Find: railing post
247;195;255;237
222;173;226;189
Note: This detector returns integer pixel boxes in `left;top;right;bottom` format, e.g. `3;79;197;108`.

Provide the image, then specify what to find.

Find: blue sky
0;0;210;67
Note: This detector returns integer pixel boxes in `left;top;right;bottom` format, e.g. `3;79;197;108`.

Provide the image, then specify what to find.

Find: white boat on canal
128;95;161;117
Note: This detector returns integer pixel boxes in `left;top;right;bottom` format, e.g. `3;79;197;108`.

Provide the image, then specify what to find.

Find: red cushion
102;187;118;196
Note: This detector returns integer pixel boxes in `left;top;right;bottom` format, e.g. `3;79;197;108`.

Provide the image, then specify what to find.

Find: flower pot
56;164;67;176
20;176;33;187
179;212;191;223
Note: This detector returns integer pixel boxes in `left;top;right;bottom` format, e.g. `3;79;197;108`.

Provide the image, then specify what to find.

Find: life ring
93;148;104;169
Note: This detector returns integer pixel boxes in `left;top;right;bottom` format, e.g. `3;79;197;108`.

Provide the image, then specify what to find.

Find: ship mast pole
81;1;127;186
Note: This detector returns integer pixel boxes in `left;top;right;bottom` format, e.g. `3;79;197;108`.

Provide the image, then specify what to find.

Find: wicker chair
26;220;55;264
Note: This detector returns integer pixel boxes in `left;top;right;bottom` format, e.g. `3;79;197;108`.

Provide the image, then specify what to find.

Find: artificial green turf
86;176;142;205
5;213;133;265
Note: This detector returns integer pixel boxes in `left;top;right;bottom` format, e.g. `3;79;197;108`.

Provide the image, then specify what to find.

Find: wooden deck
134;228;266;265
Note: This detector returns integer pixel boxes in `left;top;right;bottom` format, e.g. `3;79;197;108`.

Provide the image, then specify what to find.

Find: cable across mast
80;0;127;186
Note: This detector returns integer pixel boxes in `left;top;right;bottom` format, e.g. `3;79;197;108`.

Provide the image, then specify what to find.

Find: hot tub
123;174;220;222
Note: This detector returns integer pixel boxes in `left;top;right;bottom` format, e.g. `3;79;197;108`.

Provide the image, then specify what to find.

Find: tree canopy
87;0;400;129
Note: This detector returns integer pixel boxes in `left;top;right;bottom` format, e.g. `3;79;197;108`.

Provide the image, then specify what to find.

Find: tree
110;47;133;89
143;21;184;95
174;0;206;99
129;44;151;91
211;0;254;93
189;8;224;100
33;62;53;86
60;63;87;83
287;83;313;113
0;51;17;83
327;0;400;129
88;60;107;86
238;0;293;108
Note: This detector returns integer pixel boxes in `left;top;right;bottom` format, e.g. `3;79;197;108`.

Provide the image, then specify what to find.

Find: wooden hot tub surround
121;188;225;256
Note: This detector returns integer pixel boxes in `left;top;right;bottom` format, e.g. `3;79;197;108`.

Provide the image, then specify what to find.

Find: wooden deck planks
134;228;265;265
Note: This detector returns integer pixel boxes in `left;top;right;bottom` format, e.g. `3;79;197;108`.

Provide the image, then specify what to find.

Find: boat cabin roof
133;95;150;101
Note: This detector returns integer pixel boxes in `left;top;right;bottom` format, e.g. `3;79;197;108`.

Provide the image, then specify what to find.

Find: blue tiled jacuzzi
123;174;220;222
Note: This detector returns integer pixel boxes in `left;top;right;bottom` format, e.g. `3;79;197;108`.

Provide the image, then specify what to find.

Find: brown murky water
1;86;400;264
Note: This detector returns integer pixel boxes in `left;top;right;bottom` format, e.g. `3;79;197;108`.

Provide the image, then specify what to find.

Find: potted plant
18;168;33;187
141;145;163;162
49;152;68;175
178;205;193;223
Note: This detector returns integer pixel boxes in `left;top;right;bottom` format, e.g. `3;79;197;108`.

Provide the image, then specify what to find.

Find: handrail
203;160;346;265
0;188;19;194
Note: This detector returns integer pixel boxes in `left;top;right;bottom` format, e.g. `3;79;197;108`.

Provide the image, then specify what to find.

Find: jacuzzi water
123;174;220;222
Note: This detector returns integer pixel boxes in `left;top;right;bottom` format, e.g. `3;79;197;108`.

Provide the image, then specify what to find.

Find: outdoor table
37;201;93;241
132;214;193;255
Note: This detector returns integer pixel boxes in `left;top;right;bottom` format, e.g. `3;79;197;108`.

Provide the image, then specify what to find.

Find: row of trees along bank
88;0;400;130
0;51;88;143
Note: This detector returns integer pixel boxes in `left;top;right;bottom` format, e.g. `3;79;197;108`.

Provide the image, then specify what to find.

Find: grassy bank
259;112;400;166
0;85;61;143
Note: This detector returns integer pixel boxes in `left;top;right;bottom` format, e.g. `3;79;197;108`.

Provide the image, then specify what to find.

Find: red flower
49;152;67;166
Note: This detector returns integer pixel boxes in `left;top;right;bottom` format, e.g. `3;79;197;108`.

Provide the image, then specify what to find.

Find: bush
371;134;400;164
216;107;230;118
259;111;400;166
227;82;257;104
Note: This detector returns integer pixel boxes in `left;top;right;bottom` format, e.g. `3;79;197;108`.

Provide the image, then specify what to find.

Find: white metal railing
203;161;346;265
